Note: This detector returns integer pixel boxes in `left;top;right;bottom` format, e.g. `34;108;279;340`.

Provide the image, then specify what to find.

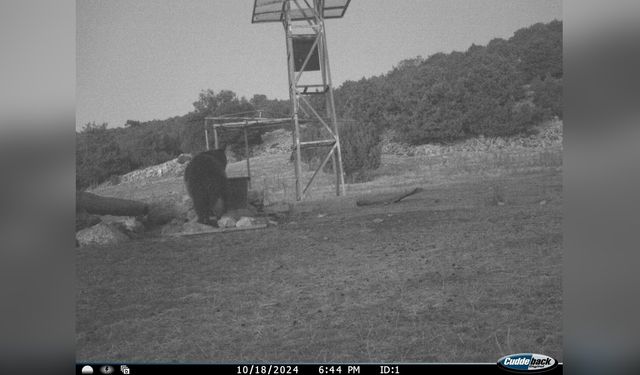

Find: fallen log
356;187;424;207
76;191;149;216
170;223;268;237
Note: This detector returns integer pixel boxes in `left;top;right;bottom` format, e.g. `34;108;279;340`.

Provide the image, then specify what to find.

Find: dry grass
79;125;563;362
78;165;562;363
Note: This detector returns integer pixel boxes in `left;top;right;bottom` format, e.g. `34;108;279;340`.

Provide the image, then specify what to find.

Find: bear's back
184;149;228;182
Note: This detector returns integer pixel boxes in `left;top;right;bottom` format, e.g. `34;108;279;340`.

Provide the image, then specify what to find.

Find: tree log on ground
356;187;424;207
76;191;149;216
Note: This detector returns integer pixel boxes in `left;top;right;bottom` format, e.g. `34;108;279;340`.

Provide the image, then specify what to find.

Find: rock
76;222;129;247
539;200;547;205
217;216;237;228
373;218;384;224
268;220;278;226
177;154;192;164
236;216;254;228
225;207;257;220
100;215;144;233
317;213;326;218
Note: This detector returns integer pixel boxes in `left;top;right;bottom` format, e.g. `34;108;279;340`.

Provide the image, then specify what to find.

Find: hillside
77;20;562;190
90;119;562;205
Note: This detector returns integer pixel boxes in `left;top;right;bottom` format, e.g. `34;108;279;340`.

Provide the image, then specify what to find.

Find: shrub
76;123;135;190
339;121;382;182
295;121;382;182
531;75;563;120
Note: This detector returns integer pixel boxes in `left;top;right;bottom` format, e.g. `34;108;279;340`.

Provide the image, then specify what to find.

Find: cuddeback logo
497;353;558;372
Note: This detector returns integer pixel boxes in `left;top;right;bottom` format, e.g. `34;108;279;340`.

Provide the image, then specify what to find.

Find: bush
332;21;562;145
531;75;563;120
339;121;382;182
76;123;135;190
297;121;382;183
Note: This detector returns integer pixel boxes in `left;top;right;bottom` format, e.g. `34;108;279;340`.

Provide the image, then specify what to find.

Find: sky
77;0;562;129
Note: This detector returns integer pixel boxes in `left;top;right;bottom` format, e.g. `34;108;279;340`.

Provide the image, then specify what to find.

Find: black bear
184;148;228;226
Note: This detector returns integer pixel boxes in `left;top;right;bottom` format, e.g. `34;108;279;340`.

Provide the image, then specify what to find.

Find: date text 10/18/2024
236;365;400;375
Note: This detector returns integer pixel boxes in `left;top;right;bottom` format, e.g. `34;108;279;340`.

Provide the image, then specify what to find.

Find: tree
76;122;134;189
511;20;562;81
183;89;260;155
124;119;142;128
531;74;563;120
250;94;268;109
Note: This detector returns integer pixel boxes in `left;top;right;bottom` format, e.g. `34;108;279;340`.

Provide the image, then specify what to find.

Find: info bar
76;363;563;375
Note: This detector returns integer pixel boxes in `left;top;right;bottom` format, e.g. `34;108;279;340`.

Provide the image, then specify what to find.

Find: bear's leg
192;192;212;225
208;197;222;227
210;184;227;221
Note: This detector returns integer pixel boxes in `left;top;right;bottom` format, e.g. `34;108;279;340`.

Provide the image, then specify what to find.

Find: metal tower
252;0;351;201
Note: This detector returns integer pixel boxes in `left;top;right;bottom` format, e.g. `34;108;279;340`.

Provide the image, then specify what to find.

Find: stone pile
382;119;563;156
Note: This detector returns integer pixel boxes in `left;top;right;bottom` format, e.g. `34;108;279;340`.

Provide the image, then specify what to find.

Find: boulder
76;222;130;247
225;207;257;220
176;154;192;164
100;215;144;233
235;216;254;228
217;216;237;228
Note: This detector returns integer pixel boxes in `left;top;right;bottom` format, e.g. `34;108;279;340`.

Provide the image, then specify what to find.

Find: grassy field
78;127;562;363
